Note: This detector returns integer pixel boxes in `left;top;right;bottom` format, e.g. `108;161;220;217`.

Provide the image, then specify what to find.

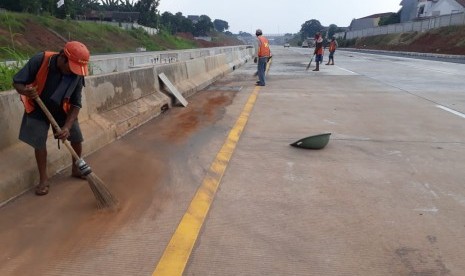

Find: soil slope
346;25;465;55
0;12;242;60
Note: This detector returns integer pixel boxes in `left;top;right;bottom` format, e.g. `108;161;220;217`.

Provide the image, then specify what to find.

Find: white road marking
284;161;302;181
446;193;465;207
335;66;358;75
324;119;338;125
414;207;439;213
423;183;439;199
386;150;402;156
436;105;465;119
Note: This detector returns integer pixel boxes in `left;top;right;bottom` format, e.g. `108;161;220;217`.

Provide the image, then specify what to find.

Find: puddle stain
395;236;450;275
160;92;233;143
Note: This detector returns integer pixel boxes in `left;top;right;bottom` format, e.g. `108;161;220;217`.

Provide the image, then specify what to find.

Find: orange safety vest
257;36;271;57
329;40;337;52
21;51;71;114
315;37;324;55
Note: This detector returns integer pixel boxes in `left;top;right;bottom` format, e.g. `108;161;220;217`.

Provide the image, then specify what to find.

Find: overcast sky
159;0;402;34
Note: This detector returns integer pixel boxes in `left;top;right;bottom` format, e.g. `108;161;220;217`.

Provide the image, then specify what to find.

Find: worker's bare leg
35;148;48;186
71;142;83;177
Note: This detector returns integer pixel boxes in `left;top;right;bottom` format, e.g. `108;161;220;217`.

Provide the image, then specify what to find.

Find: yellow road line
152;86;261;276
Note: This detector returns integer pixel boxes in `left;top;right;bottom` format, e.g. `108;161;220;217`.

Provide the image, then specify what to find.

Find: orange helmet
63;41;90;76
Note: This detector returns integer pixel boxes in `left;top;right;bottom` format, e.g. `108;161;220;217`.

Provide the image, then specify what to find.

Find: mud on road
0;83;241;275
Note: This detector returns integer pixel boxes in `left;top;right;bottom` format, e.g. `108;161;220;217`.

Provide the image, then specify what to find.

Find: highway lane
342;48;465;65
187;46;465;275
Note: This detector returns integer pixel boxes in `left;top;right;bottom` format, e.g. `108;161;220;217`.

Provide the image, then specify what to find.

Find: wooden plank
158;73;188;107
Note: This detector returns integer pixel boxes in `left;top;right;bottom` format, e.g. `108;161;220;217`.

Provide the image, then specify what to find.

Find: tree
170;12;182;33
118;0;137;12
160;11;175;33
300;19;323;40
1;0;23;12
213;19;228;32
178;14;194;33
135;0;160;28
63;0;101;19
327;24;338;38
193;15;213;36
379;12;400;26
238;31;252;37
100;0;120;10
16;0;41;13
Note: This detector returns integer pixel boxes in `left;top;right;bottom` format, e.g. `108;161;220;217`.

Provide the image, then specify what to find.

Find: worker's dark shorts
19;114;83;149
315;54;323;63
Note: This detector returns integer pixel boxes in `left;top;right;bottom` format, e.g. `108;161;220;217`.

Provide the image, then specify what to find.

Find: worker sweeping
312;32;324;71
13;41;89;196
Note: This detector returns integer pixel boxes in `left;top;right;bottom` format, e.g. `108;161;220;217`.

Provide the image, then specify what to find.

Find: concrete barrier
91;46;251;75
0;47;253;206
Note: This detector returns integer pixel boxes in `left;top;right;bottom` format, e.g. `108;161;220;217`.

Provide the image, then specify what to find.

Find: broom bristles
86;172;119;209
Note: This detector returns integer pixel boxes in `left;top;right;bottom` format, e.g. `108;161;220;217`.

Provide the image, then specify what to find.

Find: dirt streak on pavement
0;90;235;275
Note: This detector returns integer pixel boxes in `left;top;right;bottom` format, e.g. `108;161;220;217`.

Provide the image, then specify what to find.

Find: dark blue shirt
13;52;83;123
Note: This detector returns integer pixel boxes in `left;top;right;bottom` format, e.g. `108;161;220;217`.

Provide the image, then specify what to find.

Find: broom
306;54;315;70
34;97;118;209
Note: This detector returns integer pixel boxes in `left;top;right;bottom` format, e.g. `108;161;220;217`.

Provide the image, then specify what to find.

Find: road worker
254;29;271;86
326;36;338;65
313;32;324;71
13;41;90;195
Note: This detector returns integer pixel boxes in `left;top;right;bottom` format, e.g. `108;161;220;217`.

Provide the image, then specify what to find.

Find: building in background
80;11;140;22
349;13;396;31
400;0;419;22
400;0;465;21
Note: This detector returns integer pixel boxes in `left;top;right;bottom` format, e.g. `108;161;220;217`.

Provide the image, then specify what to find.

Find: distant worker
313;32;323;71
13;41;90;196
254;29;271;86
326;36;338;65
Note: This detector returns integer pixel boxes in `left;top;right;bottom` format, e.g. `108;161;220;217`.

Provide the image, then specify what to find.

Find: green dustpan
290;133;331;149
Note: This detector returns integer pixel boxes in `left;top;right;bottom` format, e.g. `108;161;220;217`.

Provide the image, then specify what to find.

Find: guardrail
2;46;251;76
88;46;250;75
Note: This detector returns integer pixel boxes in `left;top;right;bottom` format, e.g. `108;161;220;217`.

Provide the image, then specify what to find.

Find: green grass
0;47;27;91
0;11;201;61
154;30;197;49
0;12;26;52
0;11;241;91
0;12;26;33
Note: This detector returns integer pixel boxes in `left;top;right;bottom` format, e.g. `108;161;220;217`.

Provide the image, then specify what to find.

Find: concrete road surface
1;46;465;276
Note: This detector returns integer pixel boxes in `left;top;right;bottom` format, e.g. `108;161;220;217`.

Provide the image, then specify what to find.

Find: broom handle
34;97;80;161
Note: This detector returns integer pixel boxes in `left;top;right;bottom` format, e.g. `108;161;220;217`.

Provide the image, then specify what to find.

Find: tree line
0;0;230;36
300;19;346;41
299;12;400;41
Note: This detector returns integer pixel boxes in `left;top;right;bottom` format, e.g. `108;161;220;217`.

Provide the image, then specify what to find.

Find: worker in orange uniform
13;41;90;196
254;29;271;86
313;32;324;71
326;36;338;65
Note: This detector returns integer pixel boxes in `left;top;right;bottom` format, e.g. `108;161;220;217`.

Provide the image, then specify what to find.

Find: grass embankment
0;11;198;59
340;25;465;55
0;11;201;91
